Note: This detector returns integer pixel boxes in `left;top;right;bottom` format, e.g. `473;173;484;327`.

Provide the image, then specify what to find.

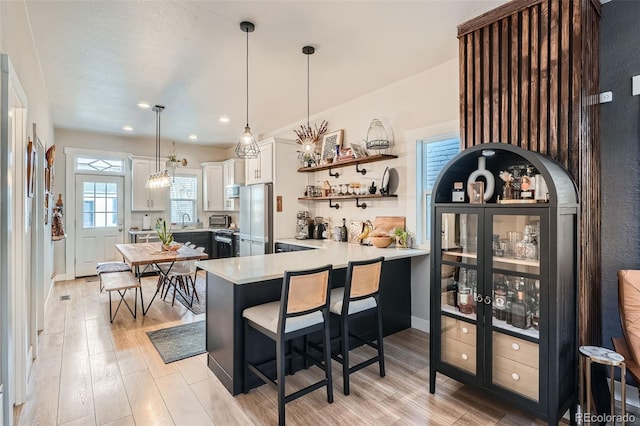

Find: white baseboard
54;273;70;282
411;316;429;333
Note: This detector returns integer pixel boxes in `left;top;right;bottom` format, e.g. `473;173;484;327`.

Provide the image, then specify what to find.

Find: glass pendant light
299;45;316;160
365;118;390;154
235;21;260;159
146;105;171;188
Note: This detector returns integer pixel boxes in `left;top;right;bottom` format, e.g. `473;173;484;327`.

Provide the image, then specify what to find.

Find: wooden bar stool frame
330;256;385;395
243;264;334;426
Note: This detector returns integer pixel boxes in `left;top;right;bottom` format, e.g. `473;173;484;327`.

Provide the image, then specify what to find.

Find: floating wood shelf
298;194;397;210
297;154;398;177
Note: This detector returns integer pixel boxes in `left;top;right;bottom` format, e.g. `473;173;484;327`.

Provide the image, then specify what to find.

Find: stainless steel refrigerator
239;183;273;256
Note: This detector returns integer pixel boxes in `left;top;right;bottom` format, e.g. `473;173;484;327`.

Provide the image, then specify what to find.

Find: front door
75;175;124;277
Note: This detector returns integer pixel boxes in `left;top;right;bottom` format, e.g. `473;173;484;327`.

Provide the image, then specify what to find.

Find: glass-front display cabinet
429;144;578;425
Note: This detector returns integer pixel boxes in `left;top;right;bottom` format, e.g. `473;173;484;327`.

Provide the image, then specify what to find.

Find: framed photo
350;142;369;159
469;181;484;204
320;129;344;161
26;139;35;198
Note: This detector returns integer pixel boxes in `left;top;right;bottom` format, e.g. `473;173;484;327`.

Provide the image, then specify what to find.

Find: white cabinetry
245;141;273;185
202;162;224;211
223;159;244;211
131;158;168;211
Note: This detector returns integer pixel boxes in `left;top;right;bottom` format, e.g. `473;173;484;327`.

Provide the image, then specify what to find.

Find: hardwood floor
15;274;560;425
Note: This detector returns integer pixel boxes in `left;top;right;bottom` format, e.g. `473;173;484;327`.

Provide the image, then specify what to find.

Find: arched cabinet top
432;143;578;207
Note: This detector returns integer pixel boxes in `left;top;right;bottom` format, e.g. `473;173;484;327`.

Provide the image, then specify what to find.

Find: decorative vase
466;156;495;201
162;243;171;251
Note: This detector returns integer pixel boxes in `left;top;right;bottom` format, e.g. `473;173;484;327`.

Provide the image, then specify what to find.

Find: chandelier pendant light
146;105;171;188
235;21;260;159
300;45;316;158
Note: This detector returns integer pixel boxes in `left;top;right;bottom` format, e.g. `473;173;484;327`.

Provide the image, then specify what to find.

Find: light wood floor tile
59;415;96;426
174;355;214;385
102;415;136;426
111;330;147;376
63;327;88;355
15;376;59;426
121;369;174;426
86;324;114;355
155;372;214;426
191;378;256;425
89;351;132;425
58;350;94;425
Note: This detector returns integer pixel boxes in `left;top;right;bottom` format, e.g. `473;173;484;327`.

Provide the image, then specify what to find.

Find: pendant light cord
307;52;310;129
246;28;249;128
156;109;160;173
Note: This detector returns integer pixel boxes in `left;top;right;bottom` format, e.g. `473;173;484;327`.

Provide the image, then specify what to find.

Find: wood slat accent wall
458;0;601;346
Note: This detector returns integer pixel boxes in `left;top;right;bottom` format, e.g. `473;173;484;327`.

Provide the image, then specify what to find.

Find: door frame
64;147;132;278
1;53;29;425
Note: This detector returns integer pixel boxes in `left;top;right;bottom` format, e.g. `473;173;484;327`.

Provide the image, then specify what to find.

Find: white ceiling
25;0;506;148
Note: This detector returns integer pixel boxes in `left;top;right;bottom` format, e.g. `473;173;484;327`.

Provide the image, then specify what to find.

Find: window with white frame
170;174;197;224
76;156;124;174
420;136;460;243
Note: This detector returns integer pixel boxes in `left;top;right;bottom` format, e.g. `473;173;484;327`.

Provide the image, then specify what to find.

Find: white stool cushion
329;288;377;316
243;301;324;335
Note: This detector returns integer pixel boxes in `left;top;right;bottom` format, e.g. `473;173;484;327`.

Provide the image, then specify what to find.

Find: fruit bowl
371;236;392;248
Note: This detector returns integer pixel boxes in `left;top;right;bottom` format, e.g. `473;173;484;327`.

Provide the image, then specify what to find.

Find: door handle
118;228;123;232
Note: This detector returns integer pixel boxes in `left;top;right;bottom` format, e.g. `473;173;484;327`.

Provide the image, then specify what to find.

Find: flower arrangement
294;120;328;165
167;142;188;167
499;171;513;182
157;219;174;250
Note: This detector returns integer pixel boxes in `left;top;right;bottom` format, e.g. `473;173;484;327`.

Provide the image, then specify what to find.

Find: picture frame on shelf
469;181;484;204
320;129;343;161
350;142;369;159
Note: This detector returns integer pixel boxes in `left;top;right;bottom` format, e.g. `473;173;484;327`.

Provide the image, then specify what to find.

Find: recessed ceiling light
219;116;230;123
123;125;133;132
188;134;198;140
137;102;151;109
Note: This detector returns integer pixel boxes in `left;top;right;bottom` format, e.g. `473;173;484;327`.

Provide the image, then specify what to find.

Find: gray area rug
173;274;206;315
146;321;205;363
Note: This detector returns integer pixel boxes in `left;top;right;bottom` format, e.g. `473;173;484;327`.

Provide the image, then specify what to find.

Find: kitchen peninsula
196;240;428;394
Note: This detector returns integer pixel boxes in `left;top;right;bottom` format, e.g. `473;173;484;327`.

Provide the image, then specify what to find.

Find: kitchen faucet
182;213;191;228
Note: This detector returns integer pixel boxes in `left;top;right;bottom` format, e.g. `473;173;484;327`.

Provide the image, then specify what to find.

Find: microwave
225;184;241;199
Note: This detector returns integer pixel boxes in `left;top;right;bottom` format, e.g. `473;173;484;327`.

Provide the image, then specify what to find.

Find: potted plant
157;219;174;250
391;227;414;249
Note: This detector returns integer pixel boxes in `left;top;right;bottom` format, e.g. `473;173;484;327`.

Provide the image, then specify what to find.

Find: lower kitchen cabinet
429;144;579;425
274;242;314;253
172;231;213;259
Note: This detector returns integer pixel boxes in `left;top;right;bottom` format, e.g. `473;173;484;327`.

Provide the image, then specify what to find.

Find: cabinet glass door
489;213;541;402
439;213;479;321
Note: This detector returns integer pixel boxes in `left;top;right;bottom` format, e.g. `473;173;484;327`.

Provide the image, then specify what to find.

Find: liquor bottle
520;165;536;199
512;282;532;329
340;218;348;242
458;286;473;314
506;289;515;325
446;279;458;307
494;278;507;321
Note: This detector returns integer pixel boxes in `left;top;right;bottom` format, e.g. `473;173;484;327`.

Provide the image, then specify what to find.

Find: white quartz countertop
196;238;429;285
128;228;231;235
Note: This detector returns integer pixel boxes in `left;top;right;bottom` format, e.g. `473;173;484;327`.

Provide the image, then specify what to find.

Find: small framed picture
350;143;369;159
320;129;344;161
26;139;35;198
469;181;484;204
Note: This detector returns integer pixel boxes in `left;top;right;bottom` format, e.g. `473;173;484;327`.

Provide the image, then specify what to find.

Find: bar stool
243;264;334;426
579;345;626;424
329;256;385;395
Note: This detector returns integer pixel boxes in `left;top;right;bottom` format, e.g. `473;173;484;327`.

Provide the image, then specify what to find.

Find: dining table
115;242;209;314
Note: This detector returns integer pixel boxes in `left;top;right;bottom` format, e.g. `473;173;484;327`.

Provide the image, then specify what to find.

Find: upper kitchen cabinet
223;159;244;211
202;162;224;211
131;158;168;211
245;140;273;185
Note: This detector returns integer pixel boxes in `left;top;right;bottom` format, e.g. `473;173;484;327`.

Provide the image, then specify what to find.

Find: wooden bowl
371;236;392;248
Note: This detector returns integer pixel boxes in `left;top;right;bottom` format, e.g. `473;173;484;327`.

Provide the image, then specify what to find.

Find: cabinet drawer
442;337;476;374
442;316;476;346
492;332;538;369
492;354;539;401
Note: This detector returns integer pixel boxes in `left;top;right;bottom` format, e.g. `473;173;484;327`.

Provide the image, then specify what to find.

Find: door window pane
82;181;118;228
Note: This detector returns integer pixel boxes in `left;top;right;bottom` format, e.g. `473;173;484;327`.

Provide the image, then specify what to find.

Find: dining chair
160;246;205;306
243;264;334;426
329;256;385;395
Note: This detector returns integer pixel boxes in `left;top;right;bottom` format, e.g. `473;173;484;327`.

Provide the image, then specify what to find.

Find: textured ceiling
25;0;506;147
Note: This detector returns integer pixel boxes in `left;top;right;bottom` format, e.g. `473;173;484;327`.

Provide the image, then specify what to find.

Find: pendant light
300;45;316;158
235;21;260;159
146;105;171;188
